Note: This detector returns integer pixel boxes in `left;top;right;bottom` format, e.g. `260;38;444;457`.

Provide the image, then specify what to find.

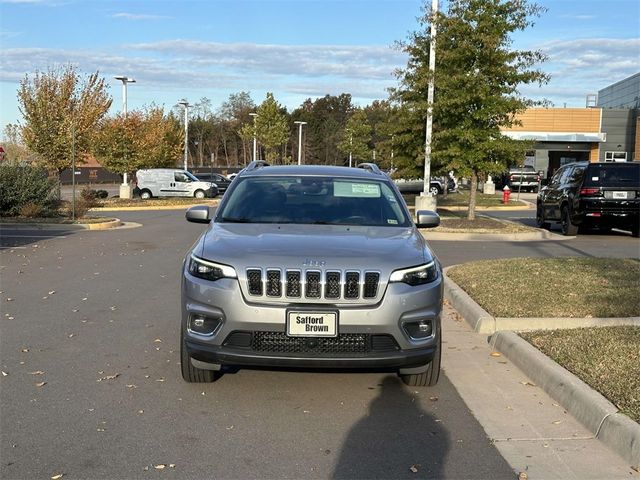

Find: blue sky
1;0;639;136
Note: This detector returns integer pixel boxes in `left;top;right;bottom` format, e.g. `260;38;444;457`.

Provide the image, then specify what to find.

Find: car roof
238;164;389;180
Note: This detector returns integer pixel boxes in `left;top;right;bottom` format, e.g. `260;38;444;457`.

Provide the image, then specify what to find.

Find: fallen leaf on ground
126;384;137;388
409;464;420;473
490;352;501;357
36;382;46;387
154;338;162;343
552;420;562;425
96;373;120;382
29;371;45;375
429;396;439;401
2;371;8;376
51;474;64;479
155;464;166;470
520;381;536;387
48;291;56;295
21;348;29;352
518;473;528;480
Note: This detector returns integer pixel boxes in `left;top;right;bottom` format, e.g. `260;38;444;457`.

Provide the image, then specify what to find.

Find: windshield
217;176;410;226
185;171;200;182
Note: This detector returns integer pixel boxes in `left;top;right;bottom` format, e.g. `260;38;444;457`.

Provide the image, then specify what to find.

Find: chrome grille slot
266;269;281;297
286;271;301;298
325;271;341;299
247;269;262;296
344;272;360;299
306;271;321;298
364;272;379;298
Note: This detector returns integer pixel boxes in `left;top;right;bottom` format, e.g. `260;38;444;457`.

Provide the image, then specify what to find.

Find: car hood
195;223;433;273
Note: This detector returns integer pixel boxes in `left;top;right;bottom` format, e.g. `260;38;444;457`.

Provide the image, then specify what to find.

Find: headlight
188;254;237;282
389;262;438;286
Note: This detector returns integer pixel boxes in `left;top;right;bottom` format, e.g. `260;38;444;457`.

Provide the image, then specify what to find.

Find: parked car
536;161;640;236
134;169;218;199
495;165;541;192
193;172;231;193
181;161;443;386
394;177;456;195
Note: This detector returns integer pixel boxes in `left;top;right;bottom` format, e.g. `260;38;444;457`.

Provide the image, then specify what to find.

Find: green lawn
447;257;640;318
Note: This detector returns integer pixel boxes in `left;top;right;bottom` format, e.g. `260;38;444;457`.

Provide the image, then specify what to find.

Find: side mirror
415;210;440;229
186;205;211;224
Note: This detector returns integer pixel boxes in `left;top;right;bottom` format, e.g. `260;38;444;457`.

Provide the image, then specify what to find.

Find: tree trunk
467;172;478;221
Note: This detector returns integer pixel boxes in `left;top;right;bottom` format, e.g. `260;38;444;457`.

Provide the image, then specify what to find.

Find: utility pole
294;121;307;165
178;100;190;170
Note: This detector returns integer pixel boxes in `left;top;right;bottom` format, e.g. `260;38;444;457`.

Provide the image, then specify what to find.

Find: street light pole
294;121;307;165
249;113;258;161
114;76;135;186
423;0;438;199
349;131;353;168
178;100;190;171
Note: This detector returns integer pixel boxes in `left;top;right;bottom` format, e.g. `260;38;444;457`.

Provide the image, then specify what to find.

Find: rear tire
561;205;578;236
399;333;441;387
140;189;152;200
181;331;217;383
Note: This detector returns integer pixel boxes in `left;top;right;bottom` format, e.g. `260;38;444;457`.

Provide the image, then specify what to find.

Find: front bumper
181;269;443;370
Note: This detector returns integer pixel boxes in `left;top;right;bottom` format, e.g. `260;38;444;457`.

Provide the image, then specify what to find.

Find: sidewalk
441;302;639;478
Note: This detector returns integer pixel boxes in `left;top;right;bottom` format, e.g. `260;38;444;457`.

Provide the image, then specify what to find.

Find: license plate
287;311;337;337
612;191;628;199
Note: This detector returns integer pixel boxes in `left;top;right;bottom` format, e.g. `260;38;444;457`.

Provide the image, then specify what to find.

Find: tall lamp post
249;112;258;161
178;100;190;171
417;0;438;212
294;121;307;165
114;76;135;193
348;130;353;168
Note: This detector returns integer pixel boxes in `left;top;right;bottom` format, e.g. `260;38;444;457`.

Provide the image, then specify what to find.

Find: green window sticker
334;182;381;198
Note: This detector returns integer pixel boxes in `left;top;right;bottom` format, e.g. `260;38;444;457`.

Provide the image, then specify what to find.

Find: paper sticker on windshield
591;177;599;181
334;182;380;198
387;219;398;225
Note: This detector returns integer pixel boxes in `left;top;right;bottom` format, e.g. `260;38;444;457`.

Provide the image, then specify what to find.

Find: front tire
399;334;441;387
194;190;206;199
536;205;550;230
561;205;578;236
181;332;217;383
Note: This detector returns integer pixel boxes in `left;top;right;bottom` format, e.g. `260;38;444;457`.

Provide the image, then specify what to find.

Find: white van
135;169;218;199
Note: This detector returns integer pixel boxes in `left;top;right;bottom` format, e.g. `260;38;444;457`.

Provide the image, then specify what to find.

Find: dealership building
501;72;639;179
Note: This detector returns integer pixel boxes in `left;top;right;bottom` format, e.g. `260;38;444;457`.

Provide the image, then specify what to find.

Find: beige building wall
505;108;602;133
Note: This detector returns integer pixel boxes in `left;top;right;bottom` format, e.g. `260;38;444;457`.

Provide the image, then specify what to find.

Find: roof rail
356;163;383;175
244;160;270;172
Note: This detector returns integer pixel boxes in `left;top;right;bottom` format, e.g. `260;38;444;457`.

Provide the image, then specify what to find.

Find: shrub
0;165;60;217
80;187;97;201
96;189;109;199
19;202;44;218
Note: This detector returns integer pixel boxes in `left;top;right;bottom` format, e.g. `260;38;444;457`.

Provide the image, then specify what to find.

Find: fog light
403;320;433;340
188;314;221;336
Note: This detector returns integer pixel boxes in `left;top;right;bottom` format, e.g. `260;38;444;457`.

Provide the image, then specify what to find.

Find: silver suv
181;162;443;386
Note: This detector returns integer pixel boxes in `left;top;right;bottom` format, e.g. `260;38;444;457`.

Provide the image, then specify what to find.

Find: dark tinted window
218;176;410;226
583;164;640;187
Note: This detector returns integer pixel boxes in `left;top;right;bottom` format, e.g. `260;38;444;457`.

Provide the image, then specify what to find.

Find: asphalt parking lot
1;209;638;479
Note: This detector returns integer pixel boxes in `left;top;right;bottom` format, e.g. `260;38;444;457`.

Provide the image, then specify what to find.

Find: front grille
244;331;399;355
246;268;383;301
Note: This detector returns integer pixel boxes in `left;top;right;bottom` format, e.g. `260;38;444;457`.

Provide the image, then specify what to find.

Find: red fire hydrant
502;185;511;204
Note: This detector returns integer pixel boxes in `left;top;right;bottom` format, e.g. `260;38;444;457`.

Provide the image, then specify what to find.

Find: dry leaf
36;381;47;387
552;420;562;425
169;464;176;468
96;373;120;382
126;384;137;389
409;464;420;473
29;371;45;375
518;473;528;480
520;381;536;387
21;348;29;352
155;464;166;470
51;474;64;479
154;338;162;343
48;291;56;295
490;352;501;357
429;396;439;401
2;371;8;377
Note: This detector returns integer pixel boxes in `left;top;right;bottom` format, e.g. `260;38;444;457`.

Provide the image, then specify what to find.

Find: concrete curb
1;219;122;231
443;270;640;465
90;200;220;212
423;229;570;241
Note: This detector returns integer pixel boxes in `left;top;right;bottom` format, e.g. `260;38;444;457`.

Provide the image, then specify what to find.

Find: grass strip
520;327;640;422
447;257;640;318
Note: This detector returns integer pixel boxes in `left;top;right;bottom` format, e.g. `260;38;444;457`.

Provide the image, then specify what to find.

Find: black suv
536;161;640;237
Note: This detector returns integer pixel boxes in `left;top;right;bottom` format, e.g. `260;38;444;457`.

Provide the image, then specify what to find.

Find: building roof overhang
503;131;606;142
